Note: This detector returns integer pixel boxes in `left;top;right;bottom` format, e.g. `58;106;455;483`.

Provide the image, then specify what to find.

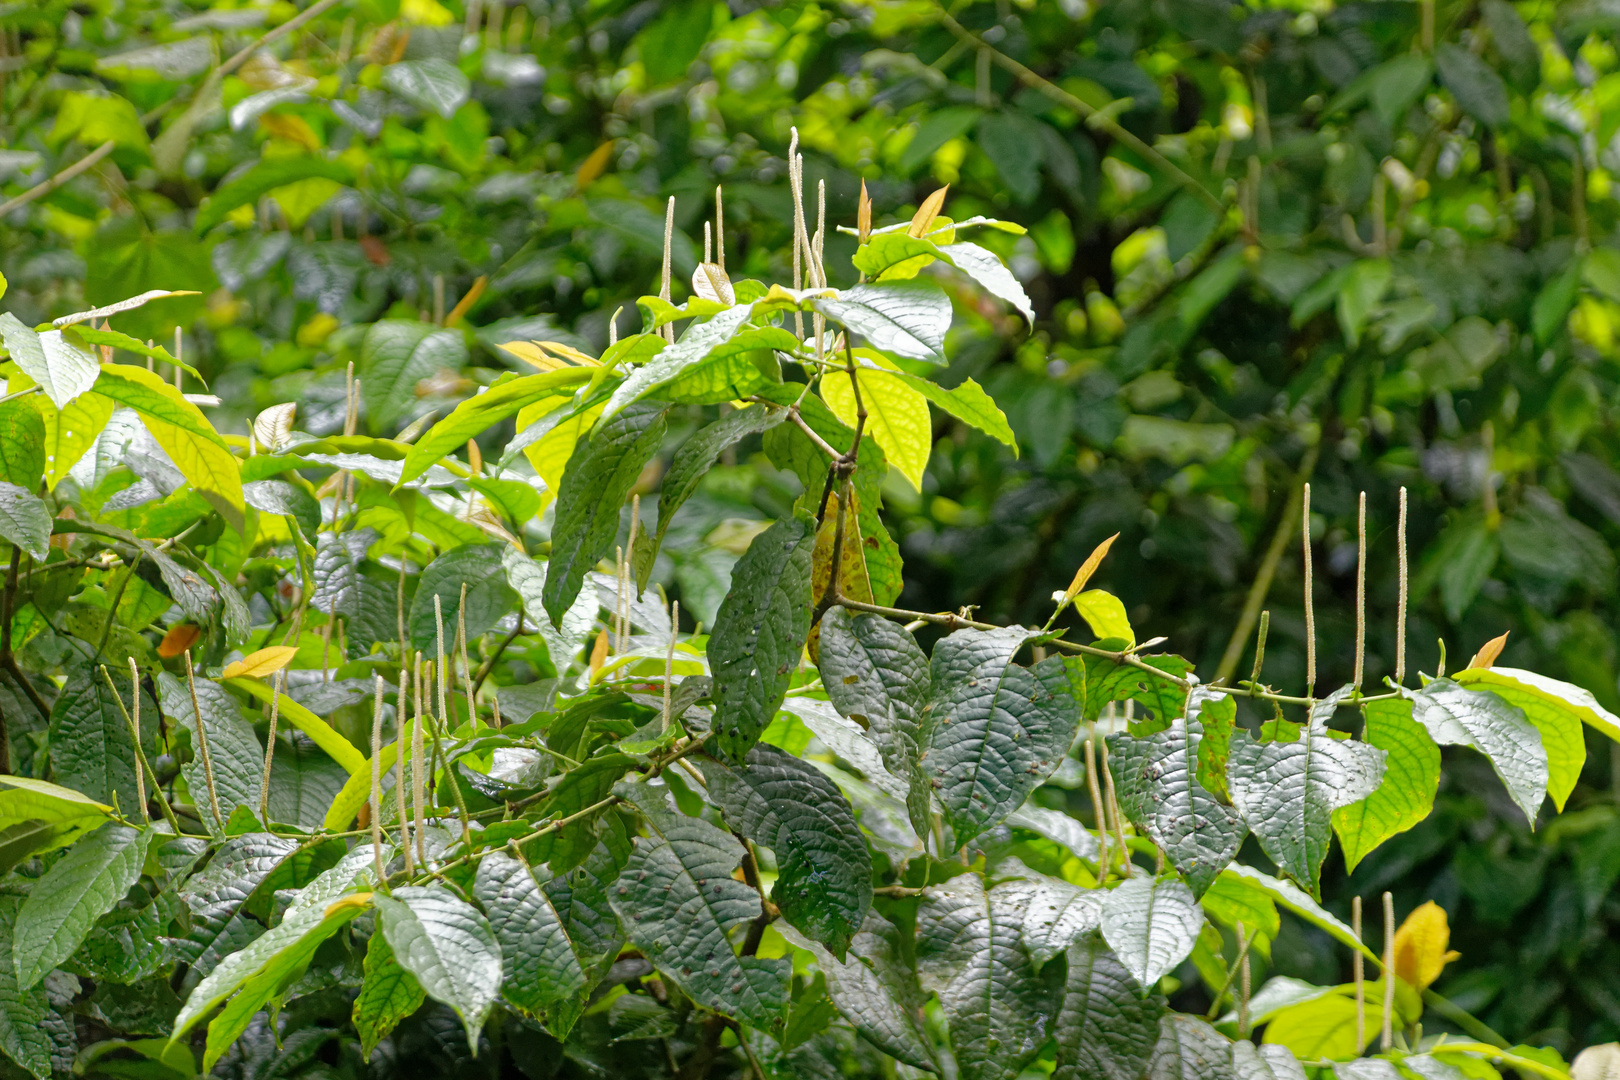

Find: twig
98;665;148;827
412;658;428;868
1098;731;1131;878
1353;896;1365;1051
662;600;679;732
1084;734;1111;878
0;140;116;218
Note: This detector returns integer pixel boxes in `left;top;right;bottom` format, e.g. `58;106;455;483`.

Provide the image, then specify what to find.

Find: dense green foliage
5;0;1620;1076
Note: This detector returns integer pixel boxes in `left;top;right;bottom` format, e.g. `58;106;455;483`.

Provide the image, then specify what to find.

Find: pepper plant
0;179;1609;1080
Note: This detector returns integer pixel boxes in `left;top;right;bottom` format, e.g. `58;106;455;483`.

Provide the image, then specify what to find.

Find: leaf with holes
700;743;873;957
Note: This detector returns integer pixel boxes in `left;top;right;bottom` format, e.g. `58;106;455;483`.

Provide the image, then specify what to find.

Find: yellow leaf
1392;900;1460;991
220;646;300;680
909;186;949;237
227;678;368;775
525;402;604;495
1062;533;1120;606
577;141;615;189
259;112;321;151
1465;631;1509;671
822;368;932;492
1073;589;1134;645
324;892;374;916
32;391;115;489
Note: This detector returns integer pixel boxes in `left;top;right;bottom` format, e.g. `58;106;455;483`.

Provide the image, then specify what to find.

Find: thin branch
0;140;115;218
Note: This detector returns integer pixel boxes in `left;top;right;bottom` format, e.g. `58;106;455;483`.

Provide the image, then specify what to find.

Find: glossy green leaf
1001;874;1104;970
1054;931;1165;1080
406;542;518;651
375;885;503;1051
0;315;98;411
1400;679;1548;824
542;402;667;627
473;852;587;1016
924;626;1080;846
1454;666;1612;810
0;483;51;563
360;321;469;433
400;367;593;484
1097;875;1203;989
352;932;424;1058
1107;691;1247;897
1332;698;1440;873
707;511;817;763
812;280;953;364
46;661;157;809
503;545;597;673
382;57;471;119
601;304;758;420
1150;1013;1237;1080
700;742;873;957
15;822;152;989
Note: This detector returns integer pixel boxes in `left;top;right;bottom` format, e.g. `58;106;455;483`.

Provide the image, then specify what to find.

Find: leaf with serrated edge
817;607;933;834
0;897;51;1079
0;484;49;561
609;800;789;1031
917;875;1061;1080
601;304;756;421
353;931;424;1057
473;852;586;1015
1399;678;1548;824
375;885;502;1051
708;512;817;763
15;822;152;989
925;626;1081;846
1107;689;1247;897
1332;699;1440;873
1453;666;1601;811
1053;932;1165;1080
1097;875;1203;989
360;321;468;432
812;280;953;363
543;402;667;627
700;743;873;957
1232;1038;1309;1079
655;405;785;546
776;913;937;1072
1227;687;1387;894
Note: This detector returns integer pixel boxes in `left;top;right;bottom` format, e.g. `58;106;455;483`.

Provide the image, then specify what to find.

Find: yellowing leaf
1452;666;1599;810
909;186;949;237
220;646;299;680
1062;533;1120;606
1072;589;1134;645
499;342;569;371
32;391;115;489
822;367;932;492
1392;900;1460;991
227;678;368;775
526;403;604;495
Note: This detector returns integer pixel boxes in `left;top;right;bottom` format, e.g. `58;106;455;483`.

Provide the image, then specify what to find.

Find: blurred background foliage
6;0;1620;1063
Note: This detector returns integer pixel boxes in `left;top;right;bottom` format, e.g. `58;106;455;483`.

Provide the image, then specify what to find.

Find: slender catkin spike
660;196;676;344
614;545;627;656
433;273;445;325
1084;734;1110;876
174;327;184;390
412;659;428;867
321;604;333;684
1397;486;1408;685
259;670;283;825
1250;610;1270;685
126;661;147;823
434;593;448;727
815;178;827;286
1355;490;1367;691
1382;892;1396;1050
663;600;679;731
1303;482;1316;695
396;668;413;875
703;221;712;265
789;128;806;340
1353;896;1365;1052
1239;924;1252;1036
184;650;224;830
715;185;725;271
459;582;475;727
345;361;357;436
371;675;386;886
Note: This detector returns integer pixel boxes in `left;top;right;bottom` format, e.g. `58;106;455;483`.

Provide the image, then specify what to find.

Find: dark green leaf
707;511;817;763
157;671;265;834
1435;43;1510;127
243;479;319;540
654;403;786;550
1148;1013;1237;1080
193;157;353;233
375;885;503;1051
0;483;50;562
352;932;424;1058
360;321;469;433
602;305;764;420
474;852;587;1015
1054;932;1165;1080
407;542;518;651
700;742;873;957
15;822;151;989
542;402;668;627
0;897;51;1079
47;661;157;810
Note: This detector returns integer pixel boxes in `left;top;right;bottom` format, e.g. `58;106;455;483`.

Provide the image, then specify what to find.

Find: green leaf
0;398;44;491
938;241;1035;324
1194;694;1237;803
812;281;953;364
1001;874;1104;969
1107;692;1247;897
1453;666;1610;810
601;304;763;421
1533;264;1581;345
227;678;368;776
543;402;667;627
47;661;158;809
375;885;503;1051
707;511;817;763
924;626;1081;846
817;607;934;835
242;480;319;540
93;364;244;533
917;874;1061;1080
0;315;98;411
157;672;265;834
503;546;597;674
1262;989;1401;1060
352;931;424;1058
654;403;786;550
542;835;627;1035
1227;689;1387;895
1082;653;1194;726
888;372;1016;450
473;852;587;1016
700;742;873;958
1332;699;1440;873
778;912;937;1072
0;897;51;1080
1054;932;1165;1080
360;321;470;433
15;821;152;989
173;833;300;982
1149;1014;1237;1080
1218;864;1376;965
382;58;471;119
1399;678;1548;824
853;234;1034;325
400;367;593;484
0;483;50;562
609;798;789;1031
193;157;354;233
1097;875;1203;988
407;543;518;652
265;734;348;830
0;777;109;840
1435;42;1510;128
823;366;933;491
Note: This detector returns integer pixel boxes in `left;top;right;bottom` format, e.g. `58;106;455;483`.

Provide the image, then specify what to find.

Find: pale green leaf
1454;666;1610;810
823;366;932;491
1332;698;1440;873
15;822;152;989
